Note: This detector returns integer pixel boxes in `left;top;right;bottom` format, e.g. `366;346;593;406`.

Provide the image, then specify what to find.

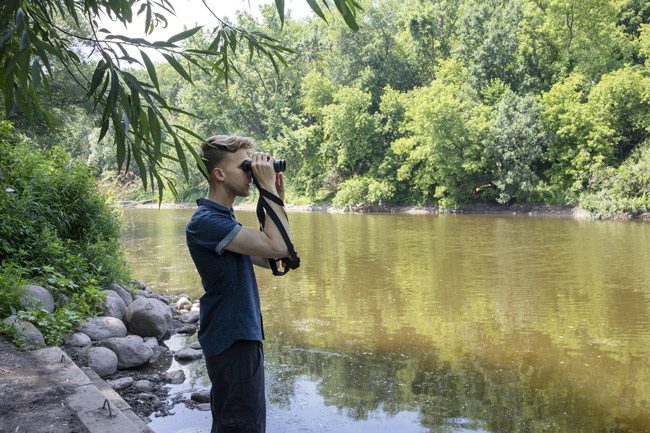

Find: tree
481;90;546;204
0;0;361;198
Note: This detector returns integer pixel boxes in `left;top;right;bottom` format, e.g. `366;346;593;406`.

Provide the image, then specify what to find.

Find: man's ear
212;166;225;182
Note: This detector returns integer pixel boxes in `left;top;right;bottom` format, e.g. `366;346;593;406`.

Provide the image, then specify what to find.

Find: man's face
216;148;252;197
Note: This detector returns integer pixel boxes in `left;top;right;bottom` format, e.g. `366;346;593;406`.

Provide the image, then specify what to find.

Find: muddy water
120;208;650;433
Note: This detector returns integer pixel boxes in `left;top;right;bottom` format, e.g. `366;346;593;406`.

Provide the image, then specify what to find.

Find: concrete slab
67;384;142;433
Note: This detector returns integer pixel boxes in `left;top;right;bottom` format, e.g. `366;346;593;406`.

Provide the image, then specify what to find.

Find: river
120;208;650;433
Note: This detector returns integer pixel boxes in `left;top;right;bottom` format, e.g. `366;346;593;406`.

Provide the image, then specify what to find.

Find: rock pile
3;279;208;421
4;280;202;377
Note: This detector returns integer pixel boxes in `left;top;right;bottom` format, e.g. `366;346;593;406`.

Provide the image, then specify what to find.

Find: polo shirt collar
196;198;232;213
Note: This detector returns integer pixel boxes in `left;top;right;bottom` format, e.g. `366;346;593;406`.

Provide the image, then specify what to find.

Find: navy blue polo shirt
186;198;264;357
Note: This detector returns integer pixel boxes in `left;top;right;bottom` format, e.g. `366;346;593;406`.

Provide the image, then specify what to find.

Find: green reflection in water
121;209;650;433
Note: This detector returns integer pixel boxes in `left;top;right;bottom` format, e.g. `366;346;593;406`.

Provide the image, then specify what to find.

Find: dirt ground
0;337;89;433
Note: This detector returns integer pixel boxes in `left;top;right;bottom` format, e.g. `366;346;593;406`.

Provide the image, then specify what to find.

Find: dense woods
3;0;650;216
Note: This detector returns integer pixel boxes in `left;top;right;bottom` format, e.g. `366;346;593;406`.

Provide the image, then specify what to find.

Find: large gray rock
108;283;133;306
176;296;192;311
3;316;45;349
174;348;203;362
101;335;154;369
64;332;91;348
19;285;55;313
163;370;186;384
79;317;127;341
125;297;172;340
103;290;127;320
107;377;134;391
88;347;118;377
191;389;210;403
133;380;154;392
133;279;148;291
179;311;199;324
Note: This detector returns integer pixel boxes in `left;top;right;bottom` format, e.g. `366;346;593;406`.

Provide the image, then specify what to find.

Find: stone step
30;346;152;433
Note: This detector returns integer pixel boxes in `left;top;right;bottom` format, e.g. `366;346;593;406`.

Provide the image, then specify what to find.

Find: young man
186;135;290;433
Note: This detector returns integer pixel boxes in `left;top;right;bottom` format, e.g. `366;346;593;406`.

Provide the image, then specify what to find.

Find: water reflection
121;209;650;433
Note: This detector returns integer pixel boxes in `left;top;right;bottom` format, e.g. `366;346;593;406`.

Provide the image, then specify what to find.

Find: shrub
579;141;650;217
333;176;396;209
0;120;130;344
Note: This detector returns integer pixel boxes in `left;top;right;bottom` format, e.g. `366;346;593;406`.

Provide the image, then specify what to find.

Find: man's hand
251;152;277;193
276;173;285;202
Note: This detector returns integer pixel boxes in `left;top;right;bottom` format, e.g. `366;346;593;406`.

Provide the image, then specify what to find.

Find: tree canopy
0;0;361;198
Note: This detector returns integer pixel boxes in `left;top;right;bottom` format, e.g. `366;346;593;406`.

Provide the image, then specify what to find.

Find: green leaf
173;136;189;180
87;60;106;97
275;0;285;27
16;8;25;27
19;30;28;50
306;0;328;22
0;25;15;48
167;26;203;44
333;0;359;31
162;53;192;83
148;107;161;160
114;114;126;169
31;60;41;90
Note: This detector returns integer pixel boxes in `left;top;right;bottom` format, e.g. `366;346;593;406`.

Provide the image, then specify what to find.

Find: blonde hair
200;135;255;182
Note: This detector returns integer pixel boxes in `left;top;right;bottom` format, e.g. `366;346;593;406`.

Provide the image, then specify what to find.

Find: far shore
116;200;650;221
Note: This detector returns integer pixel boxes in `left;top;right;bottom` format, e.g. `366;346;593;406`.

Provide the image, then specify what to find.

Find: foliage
0;0;361;200
4;0;650;215
332;175;395;209
579;141;650;217
481;91;546;204
0;119;128;344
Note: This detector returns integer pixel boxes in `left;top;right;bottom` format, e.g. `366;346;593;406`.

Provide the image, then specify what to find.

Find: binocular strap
254;183;300;276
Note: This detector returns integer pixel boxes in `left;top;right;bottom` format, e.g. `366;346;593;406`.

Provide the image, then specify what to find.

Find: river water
120;208;650;433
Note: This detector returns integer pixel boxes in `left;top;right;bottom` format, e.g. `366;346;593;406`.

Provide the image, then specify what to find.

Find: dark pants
205;340;266;433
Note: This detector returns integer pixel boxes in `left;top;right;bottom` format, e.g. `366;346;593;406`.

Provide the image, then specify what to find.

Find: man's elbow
269;243;290;259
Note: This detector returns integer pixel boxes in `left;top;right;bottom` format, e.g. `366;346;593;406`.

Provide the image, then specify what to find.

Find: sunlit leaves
0;0;361;199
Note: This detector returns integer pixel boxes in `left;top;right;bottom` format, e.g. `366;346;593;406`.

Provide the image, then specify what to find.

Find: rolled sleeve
186;208;241;255
215;224;241;254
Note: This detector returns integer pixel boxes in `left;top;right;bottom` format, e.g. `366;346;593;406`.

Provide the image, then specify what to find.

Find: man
186;135;291;433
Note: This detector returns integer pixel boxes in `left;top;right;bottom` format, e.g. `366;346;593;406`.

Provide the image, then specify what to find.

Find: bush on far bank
0;120;130;345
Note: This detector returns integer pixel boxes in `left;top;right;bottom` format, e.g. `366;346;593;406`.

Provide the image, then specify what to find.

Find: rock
133;279;148;290
108;283;133;306
174;348;203;362
64;332;91;348
103;290;127;320
101;335;154;369
134;380;154;392
107;377;134;391
176;296;192;311
189;341;201;350
191;303;200;312
179;311;199;324
136;393;157;401
19;285;55;313
88;347;118;377
163;370;186;385
176;325;196;336
143;337;159;351
197;403;211;411
78;317;127;341
3;316;45;349
125;297;172;340
191;389;210;403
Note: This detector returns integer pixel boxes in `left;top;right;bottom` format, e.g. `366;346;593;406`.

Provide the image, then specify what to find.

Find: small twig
0;368;11;373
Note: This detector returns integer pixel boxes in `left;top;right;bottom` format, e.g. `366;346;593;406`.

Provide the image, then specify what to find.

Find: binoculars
241;159;286;173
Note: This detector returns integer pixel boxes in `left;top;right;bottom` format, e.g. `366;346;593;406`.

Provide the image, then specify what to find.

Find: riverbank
118;200;650;220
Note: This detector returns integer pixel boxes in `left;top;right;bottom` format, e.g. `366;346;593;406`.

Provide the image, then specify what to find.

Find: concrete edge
30;346;151;433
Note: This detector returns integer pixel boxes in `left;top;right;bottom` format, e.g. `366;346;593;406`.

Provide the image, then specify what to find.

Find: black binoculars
241;159;286;173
